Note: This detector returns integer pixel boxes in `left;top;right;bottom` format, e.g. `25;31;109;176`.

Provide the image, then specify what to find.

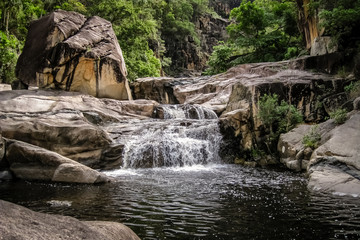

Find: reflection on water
1;164;360;239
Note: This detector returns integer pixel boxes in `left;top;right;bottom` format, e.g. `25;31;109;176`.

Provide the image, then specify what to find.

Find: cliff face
163;13;228;76
209;0;241;18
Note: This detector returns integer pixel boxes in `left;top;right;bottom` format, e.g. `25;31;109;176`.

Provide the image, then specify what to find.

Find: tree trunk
295;0;320;49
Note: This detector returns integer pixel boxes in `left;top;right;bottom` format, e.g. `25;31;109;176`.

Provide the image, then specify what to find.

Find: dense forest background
0;0;359;84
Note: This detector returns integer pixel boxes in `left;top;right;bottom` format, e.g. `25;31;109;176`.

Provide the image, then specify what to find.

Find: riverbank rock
0;90;158;170
4;139;110;184
16;10;131;100
0;200;140;240
278;111;360;196
307;112;360;195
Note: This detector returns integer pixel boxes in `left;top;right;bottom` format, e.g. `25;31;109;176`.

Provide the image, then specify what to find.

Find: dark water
1;164;360;239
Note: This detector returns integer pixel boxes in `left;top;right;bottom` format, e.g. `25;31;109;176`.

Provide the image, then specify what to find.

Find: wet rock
0;200;140;240
5;139;110;184
16;10;131;100
0;90;158;169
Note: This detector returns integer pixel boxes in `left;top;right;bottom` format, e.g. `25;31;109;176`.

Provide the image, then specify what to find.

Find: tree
205;0;302;74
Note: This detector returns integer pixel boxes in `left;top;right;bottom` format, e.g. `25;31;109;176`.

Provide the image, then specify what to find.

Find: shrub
302;125;321;149
329;108;348;124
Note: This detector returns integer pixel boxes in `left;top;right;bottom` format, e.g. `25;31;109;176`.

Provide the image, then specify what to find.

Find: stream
1;104;360;239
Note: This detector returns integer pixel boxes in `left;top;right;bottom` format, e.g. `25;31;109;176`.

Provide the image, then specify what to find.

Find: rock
310;37;338;56
310;112;360;170
5;139;111;184
16;10;131;100
0;170;13;180
0;84;11;91
163;12;228;76
0;133;5;165
278;124;312;162
354;97;360;110
133;59;346;158
308;157;360;197
0;200;140;240
312;112;360;195
0;90;158;169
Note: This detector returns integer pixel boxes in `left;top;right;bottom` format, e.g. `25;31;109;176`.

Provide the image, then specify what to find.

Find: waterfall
154;104;218;120
115;105;222;168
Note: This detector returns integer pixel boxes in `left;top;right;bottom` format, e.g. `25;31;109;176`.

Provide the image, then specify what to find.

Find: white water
160;104;218;119
117;105;222;169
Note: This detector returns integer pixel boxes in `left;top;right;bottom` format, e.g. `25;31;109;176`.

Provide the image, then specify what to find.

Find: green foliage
205;0;302;74
0;31;21;83
302;125;321;149
329;108;348;124
258;93;303;135
319;0;360;48
277;100;303;133
344;80;360;99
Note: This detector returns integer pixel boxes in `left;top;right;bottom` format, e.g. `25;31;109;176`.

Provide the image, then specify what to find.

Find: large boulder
278;111;360;196
16;10;131;100
0;90;158;169
5;139;110;184
308;112;360;195
0;200;140;240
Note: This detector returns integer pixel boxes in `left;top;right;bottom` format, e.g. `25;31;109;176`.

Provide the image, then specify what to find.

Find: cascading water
110;104;222;168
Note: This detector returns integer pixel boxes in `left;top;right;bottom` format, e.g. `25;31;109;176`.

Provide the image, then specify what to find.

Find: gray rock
308;157;360;197
5;139;111;184
307;112;360;195
310;36;338;56
0;90;158;169
0;200;140;240
16;10;131;100
0;84;11;91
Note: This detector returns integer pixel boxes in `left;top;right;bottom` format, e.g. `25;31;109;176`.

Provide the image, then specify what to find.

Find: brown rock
16;10;131;100
0;200;140;240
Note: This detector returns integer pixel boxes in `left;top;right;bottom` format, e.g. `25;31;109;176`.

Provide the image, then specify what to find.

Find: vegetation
318;0;360;49
258;94;303;136
302;125;321;149
258;94;303;152
329;108;348;124
205;0;302;75
0;0;214;83
344;80;360;100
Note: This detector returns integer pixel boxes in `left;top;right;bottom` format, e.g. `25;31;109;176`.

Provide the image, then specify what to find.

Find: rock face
0;200;140;240
4;139;110;184
163;13;228;76
0;90;158;171
16;10;131;100
132;57;348;156
278;111;360;196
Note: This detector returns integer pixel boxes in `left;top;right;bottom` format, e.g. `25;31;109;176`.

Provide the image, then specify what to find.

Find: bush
344;80;360;100
302;125;321;149
329;108;348;124
258;93;303;135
